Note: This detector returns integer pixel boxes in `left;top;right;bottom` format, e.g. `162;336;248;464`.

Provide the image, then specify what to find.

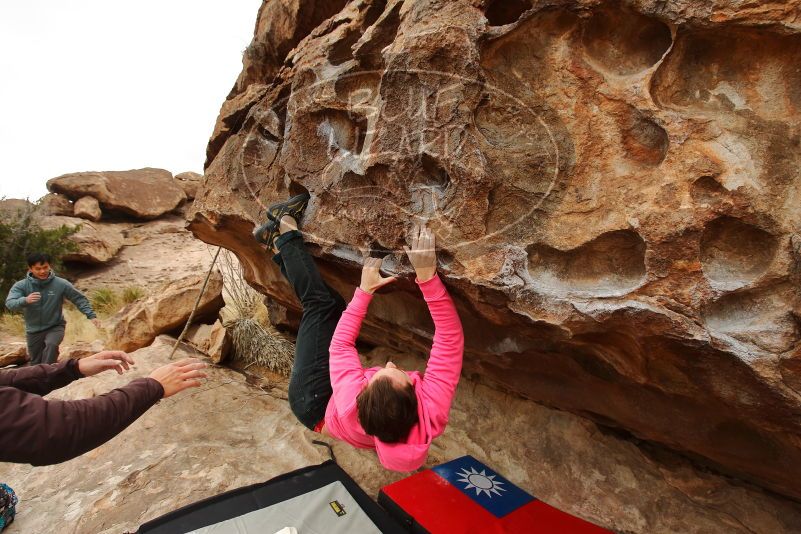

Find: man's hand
78;351;135;377
25;292;41;304
403;224;436;282
149;358;207;398
90;318;102;329
360;257;397;294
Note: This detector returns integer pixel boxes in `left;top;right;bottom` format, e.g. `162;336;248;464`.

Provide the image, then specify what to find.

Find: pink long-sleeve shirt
325;274;465;472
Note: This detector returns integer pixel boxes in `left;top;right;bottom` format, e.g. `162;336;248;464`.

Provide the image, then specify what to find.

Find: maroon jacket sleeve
0;360;83;396
0;376;164;466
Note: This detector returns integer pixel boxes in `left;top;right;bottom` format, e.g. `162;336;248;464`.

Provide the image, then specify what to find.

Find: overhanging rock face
190;0;801;499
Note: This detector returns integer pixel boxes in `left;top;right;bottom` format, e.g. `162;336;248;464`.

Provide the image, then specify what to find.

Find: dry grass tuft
90;288;121;315
121;285;145;304
229;318;294;376
219;250;294;376
0;313;25;339
63;306;104;346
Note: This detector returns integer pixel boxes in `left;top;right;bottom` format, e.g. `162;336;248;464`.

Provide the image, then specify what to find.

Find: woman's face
370;361;411;387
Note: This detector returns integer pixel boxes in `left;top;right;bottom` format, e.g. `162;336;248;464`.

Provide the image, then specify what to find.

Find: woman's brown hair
356;376;419;443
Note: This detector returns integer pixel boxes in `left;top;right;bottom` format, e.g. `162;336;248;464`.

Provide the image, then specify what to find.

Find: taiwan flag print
379;455;612;533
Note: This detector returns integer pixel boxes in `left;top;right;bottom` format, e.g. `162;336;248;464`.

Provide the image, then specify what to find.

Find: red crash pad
378;455;612;533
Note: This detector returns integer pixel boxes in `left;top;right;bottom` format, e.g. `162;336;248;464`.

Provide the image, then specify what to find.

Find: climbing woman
253;193;464;471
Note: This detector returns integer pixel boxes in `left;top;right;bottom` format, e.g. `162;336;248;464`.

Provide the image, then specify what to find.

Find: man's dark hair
356;377;419;443
26;252;53;267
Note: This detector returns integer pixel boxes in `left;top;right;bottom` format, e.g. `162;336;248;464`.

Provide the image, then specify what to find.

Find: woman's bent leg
273;230;346;429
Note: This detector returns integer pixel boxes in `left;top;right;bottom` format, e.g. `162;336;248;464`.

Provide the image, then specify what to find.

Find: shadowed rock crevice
527;230;647;297
581;4;672;76
618;106;669;166
484;0;532;27
353;2;402;70
691;175;728;205
328;27;363;66
700;217;779;290
363;0;388;29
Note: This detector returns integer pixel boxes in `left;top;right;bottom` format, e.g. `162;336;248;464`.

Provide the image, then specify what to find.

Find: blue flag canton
431;455;536;519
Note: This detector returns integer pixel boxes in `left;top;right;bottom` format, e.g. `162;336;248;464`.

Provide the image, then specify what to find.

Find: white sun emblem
456;467;507;498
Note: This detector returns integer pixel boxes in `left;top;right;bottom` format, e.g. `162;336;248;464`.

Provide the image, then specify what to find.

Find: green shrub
121;285;145;304
0;201;78;307
90;288;120;315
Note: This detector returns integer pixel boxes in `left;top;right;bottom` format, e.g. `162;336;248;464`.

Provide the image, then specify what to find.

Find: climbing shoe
252;218;279;247
266;192;311;225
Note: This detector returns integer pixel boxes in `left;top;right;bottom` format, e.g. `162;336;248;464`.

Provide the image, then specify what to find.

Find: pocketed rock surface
2;337;801;534
188;0;801;499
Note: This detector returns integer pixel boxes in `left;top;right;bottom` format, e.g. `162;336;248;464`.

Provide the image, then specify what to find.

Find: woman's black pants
272;230;346;430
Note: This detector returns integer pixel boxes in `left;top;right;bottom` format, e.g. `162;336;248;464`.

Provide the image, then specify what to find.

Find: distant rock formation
37;193;73;216
38;216;125;264
9;168;204;266
73;195;102;222
189;0;801;500
174;171;203;200
47;168;186;220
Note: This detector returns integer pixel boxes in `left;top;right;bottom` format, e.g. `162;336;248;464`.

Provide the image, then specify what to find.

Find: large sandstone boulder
46;168;186;220
107;272;224;352
73;195;102;221
189;0;801;500
38;216;124;264
37;193;73;216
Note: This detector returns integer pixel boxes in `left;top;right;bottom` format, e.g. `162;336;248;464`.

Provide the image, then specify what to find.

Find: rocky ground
1;337;800;534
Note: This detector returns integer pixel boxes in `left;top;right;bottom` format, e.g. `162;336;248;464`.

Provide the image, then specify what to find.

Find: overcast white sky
0;0;263;200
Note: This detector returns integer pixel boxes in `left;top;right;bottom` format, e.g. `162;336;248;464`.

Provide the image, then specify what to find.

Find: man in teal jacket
5;253;100;365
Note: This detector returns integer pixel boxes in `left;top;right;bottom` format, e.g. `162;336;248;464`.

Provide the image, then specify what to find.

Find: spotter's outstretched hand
77;350;135;377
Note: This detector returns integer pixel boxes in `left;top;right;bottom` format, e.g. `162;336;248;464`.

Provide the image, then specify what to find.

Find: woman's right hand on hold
403;224;437;282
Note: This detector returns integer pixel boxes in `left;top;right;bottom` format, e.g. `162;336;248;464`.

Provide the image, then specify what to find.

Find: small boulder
38;216;124;264
207;320;232;364
47;168;186;220
185;323;215;353
73;196;102;221
174;172;203;200
182;320;230;362
107;271;225;352
37;193;73;216
0;342;28;367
